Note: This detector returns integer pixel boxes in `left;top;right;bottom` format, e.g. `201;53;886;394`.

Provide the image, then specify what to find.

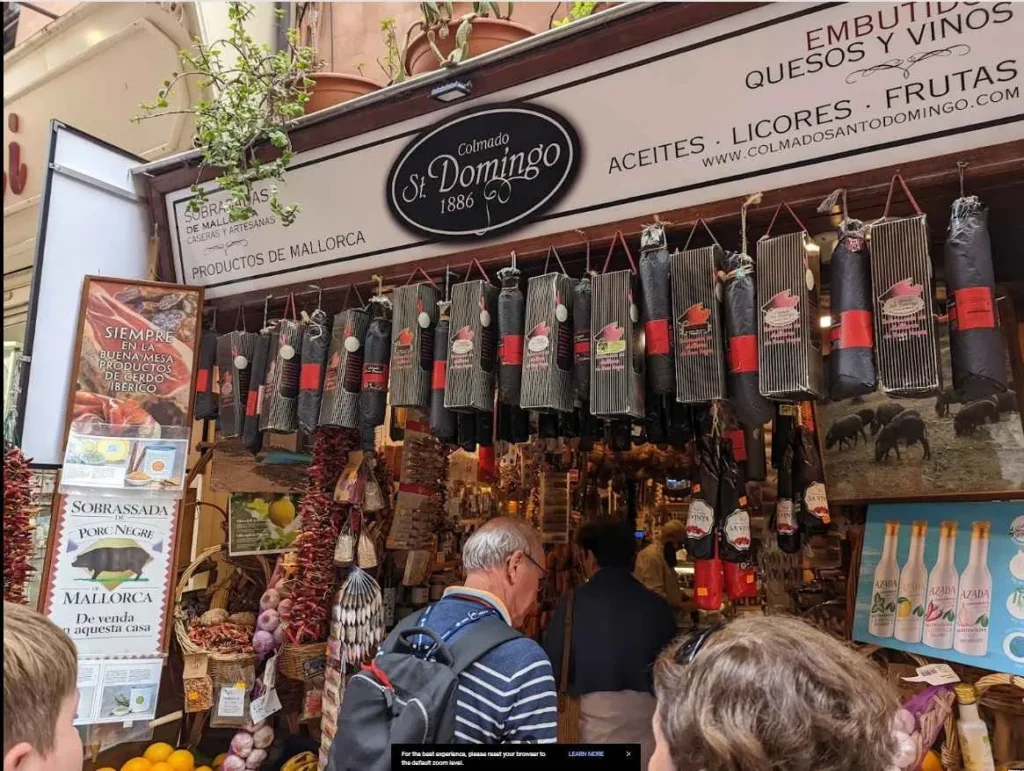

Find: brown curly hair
653;614;898;771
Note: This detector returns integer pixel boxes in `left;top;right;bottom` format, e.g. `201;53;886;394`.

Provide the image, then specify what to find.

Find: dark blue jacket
542;567;678;697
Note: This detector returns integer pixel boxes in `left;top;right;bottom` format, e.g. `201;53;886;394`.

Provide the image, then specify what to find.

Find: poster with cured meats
60;278;203;497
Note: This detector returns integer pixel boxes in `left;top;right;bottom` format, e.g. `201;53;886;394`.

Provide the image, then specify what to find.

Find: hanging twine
740;192;763;255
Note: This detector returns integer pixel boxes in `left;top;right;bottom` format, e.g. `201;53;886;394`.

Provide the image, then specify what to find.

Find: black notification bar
392;744;642;770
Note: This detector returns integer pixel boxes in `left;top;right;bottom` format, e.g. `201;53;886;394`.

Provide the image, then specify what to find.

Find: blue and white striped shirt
412;587;558;745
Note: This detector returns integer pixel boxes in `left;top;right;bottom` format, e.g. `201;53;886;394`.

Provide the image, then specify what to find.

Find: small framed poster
228;492;303;556
59;277;203;497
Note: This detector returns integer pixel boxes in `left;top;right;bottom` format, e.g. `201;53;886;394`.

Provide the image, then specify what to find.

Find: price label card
250;688;282;723
902;663;960;686
263;653;278;691
218;683;247;717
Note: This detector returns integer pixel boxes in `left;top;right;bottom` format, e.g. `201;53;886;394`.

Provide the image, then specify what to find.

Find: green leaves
975;614;989;628
913;604;925;617
136;0;316;226
944;609;956;622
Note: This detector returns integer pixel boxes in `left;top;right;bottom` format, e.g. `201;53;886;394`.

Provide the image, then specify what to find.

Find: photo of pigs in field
820;323;1024;502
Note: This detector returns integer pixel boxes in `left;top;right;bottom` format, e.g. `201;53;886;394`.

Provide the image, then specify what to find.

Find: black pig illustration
72;539;152;580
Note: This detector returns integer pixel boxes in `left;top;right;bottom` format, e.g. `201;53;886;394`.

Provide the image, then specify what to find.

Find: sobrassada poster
61;277;203;495
43;494;178;657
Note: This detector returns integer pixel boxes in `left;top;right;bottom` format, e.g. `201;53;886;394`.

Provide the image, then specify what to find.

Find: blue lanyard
414;603;498;653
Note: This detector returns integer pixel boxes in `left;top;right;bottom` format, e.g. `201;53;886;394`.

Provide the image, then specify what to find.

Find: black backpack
328;608;521;771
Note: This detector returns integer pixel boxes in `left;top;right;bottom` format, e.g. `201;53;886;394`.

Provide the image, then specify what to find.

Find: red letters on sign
4;113;28;199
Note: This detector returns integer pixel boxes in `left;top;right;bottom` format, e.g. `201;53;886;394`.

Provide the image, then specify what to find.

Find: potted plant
550;1;599;28
378;17;407;85
135;1;315;226
296;2;382;113
404;2;533;77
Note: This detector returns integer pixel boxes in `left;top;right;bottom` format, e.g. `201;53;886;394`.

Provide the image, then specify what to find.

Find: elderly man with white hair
409;516;557;744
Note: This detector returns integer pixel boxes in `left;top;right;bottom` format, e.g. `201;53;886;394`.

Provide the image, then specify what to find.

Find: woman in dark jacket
543;519;678;767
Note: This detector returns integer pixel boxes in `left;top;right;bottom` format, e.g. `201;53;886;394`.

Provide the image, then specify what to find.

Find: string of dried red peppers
3;443;36;605
284;427;358;645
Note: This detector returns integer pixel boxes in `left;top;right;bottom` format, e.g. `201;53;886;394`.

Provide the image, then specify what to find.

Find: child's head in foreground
3;602;82;771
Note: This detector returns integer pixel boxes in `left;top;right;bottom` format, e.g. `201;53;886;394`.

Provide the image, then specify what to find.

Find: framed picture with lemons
228;493;303;556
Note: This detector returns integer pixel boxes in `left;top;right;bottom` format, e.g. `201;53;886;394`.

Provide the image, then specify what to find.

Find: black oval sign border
386;102;581;240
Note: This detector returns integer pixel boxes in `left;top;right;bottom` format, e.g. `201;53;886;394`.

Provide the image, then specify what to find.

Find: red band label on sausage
245;390;259;417
644;319;671;356
361;364;389;390
727;335;758;374
196;369;210;392
500;335;523;366
432;360;447;390
830;310;873;349
953;286;995;331
299;363;322;391
727;428;747;461
574;334;590;359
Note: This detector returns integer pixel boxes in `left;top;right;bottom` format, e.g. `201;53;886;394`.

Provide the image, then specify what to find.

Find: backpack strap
448;615;522;675
381;610;428;654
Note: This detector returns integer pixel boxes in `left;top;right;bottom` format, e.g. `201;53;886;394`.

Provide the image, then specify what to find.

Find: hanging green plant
135;2;317;226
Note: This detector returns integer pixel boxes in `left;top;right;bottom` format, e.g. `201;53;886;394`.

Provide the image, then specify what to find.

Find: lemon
166;750;195;771
268;496;297;528
196;767;213;771
897;598;912;619
144;744;174;763
121;760;153;771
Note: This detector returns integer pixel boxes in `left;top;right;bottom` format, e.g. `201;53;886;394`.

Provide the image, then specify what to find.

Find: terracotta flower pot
304;73;381;115
404;17;534;77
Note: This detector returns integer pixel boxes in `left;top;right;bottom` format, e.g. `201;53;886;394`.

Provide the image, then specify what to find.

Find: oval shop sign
387;103;580;239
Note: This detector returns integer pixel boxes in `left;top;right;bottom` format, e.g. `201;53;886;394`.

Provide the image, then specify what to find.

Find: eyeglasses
521;551;548;580
674;623;724;664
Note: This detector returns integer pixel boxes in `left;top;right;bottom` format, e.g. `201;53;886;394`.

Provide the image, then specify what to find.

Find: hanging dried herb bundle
284;427;358;644
3;443;36;604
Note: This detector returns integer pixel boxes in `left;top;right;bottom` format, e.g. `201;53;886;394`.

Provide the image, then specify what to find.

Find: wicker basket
860;644;931;702
278;640;328;681
174;545;269;680
940;673;1024;770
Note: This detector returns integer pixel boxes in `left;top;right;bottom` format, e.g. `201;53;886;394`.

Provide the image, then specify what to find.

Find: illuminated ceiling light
819;315;832;329
430;80;472;103
85;28;105;45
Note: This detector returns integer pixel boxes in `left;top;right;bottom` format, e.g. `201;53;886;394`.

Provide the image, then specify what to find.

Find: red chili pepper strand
284;427;358;644
3;443;37;605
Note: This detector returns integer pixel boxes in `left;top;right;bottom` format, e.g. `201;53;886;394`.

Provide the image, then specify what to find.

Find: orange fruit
98;768;118;771
151;764;174;771
121;760;153;771
196;767;213;771
166;750;196;771
921;751;942;771
144;744;175;764
212;753;228;770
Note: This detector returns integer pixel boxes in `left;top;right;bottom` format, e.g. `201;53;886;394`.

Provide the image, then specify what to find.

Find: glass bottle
923;520;959;650
955;683;995;771
869;521;900;638
895;521;928;644
954;521;993;657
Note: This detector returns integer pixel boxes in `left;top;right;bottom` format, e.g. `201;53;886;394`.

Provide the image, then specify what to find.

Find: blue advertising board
854;502;1024;674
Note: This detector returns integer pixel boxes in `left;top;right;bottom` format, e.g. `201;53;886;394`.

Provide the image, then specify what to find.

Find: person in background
543;519;678;768
651;614;900;771
408;517;557;745
635;519;686;610
3;602;83;771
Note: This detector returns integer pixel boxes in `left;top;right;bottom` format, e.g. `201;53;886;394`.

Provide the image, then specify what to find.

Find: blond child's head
3;602;82;771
